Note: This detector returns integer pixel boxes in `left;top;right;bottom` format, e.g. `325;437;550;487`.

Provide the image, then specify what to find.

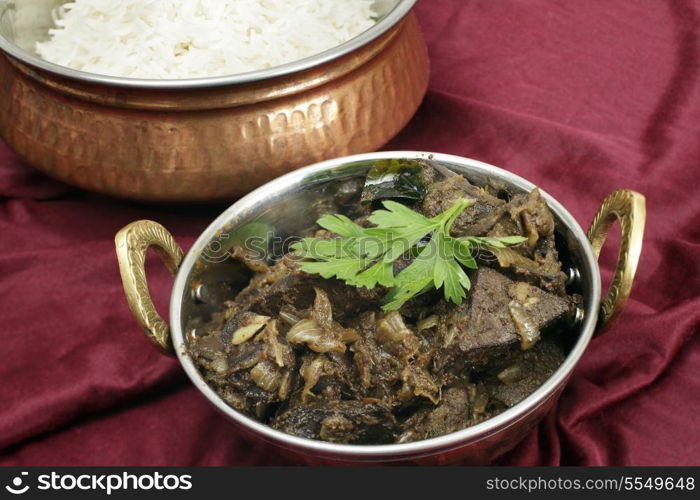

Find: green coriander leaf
354;260;396;289
434;258;470;305
432;232;470;305
448;237;478;269
495;235;528;245
369;200;434;230
317;214;366;237
383;275;433;311
293;195;521;311
355;228;395;260
394;236;438;281
432;198;472;228
384;236;439;310
383;229;433;261
462;235;527;249
297;259;366;282
290;239;311;256
291;238;357;260
367;201;438;261
462;236;502;248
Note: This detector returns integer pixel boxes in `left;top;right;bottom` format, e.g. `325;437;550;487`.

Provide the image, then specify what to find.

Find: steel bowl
115;151;646;464
0;0;428;202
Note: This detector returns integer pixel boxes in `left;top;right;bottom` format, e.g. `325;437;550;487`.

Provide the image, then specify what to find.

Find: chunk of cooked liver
225;257;381;331
271;400;398;444
422;176;506;236
484;338;566;407
349;312;404;400
435;267;570;371
486;189;567;295
397;384;486;442
349;311;439;407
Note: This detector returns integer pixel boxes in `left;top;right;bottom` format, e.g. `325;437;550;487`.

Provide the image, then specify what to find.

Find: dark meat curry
189;160;577;444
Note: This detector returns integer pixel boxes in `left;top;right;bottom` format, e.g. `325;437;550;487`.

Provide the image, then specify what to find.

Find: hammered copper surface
0;14;429;202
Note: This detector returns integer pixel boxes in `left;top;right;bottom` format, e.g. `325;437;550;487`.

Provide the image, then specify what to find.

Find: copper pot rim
168;151;603;460
3;14;411;111
0;0;416;90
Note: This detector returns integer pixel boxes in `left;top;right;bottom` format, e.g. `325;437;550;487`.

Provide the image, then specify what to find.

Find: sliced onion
279;310;301;326
522;215;539;247
525;296;541;307
231;315;270;345
509;300;540;350
250;361;281;392
340;327;360;343
211;353;228;374
414;384;441;405
513;282;530;302
259;320;287;367
443;325;458;348
471;384;489;415
311;288;333;329
287;319;323;344
402;365;441;405
286;319;346;353
377;311;411;343
300;356;326;401
277;371;292;400
492;247;540;272
512;282;542;307
497;364;523;384
416;315;438;332
231;324;264;345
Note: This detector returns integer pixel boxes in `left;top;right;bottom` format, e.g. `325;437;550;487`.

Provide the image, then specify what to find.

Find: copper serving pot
0;0;428;202
114;152;646;465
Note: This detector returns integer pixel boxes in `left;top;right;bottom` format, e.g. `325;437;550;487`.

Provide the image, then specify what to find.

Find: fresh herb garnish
291;199;526;311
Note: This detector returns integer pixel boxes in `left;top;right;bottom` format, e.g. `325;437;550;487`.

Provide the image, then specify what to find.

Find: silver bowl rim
0;0;416;89
169;151;601;459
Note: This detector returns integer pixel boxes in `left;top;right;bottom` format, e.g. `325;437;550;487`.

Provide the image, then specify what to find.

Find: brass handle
115;220;184;355
587;189;646;327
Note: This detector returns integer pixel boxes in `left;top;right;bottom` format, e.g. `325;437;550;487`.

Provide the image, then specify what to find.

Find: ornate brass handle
115;220;184;354
587;189;646;327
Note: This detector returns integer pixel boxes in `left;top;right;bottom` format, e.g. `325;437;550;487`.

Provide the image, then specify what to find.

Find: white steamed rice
36;0;377;79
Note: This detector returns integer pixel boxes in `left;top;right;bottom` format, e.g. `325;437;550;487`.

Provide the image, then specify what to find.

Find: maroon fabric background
1;0;699;466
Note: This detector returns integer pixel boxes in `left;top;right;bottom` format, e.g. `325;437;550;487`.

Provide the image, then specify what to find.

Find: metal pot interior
0;0;411;88
168;152;601;459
